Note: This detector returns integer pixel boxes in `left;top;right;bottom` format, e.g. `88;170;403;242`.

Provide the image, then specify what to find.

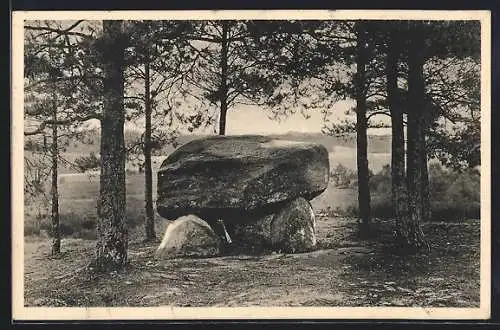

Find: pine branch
25;20;91;39
24;115;100;136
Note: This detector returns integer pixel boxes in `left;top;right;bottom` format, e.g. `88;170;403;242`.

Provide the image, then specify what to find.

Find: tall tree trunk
420;98;432;221
218;21;229;136
144;59;156;241
386;29;410;234
420;130;431;222
94;20;128;271
354;21;371;235
50;103;60;255
404;25;429;252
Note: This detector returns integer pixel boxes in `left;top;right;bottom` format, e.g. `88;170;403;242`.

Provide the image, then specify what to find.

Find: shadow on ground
23;217;480;307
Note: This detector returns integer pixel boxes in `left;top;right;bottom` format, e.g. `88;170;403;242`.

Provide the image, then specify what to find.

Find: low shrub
337;162;480;222
343;204;359;217
431;201;480;221
340;198;394;219
24;207;47;236
429;165;480;221
25;197;149;239
330;163;357;188
371;197;395;219
74;152;100;173
24;224;41;236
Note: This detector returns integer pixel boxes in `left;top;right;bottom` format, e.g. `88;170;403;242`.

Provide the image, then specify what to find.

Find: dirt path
23;217;480;307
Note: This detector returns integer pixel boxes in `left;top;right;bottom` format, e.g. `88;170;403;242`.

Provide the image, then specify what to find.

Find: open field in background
25;174;359;239
24;143;387;238
24;131;392;237
54;145;388;203
25;130;392;230
43;131;392;174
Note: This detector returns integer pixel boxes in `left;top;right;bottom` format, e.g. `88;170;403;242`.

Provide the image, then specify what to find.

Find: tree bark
420;96;432;222
144;59;156;241
50;102;60;255
354;21;371;234
218;21;229;136
386;29;410;234
94;20;128;271
403;25;429;252
420;131;431;222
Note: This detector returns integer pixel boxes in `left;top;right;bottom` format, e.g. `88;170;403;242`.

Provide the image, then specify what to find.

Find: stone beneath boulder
270;197;317;253
157;135;329;221
154;215;221;259
231;213;275;253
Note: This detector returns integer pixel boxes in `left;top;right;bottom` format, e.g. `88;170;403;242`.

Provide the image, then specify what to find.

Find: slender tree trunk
218;21;229;136
94;20;128;271
404;25;429;252
354;21;371;235
420;130;431;222
420;97;432;221
144;59;156;241
50;103;60;255
386;30;410;233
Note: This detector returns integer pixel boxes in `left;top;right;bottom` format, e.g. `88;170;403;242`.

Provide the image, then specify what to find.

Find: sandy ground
23;216;480;307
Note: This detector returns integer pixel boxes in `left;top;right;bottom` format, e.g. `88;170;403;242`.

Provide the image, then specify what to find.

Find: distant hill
46;128;392;157
167;132;391;154
268;132;391;154
25;128;391;175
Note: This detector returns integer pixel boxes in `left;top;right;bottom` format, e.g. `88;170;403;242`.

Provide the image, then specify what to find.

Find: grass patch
24;195;155;240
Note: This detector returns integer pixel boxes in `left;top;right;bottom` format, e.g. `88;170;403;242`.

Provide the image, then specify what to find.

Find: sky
189;102;392;136
223;104;329;135
120;99;392;136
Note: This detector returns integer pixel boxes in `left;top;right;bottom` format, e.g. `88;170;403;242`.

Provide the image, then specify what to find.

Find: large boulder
157;135;329;222
270;197;317;253
154;215;221;259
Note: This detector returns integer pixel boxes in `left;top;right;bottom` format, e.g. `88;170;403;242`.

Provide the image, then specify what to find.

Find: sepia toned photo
11;10;491;320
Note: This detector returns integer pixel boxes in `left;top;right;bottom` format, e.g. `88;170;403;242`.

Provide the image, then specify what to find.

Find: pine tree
24;20;102;254
93;20;128;271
